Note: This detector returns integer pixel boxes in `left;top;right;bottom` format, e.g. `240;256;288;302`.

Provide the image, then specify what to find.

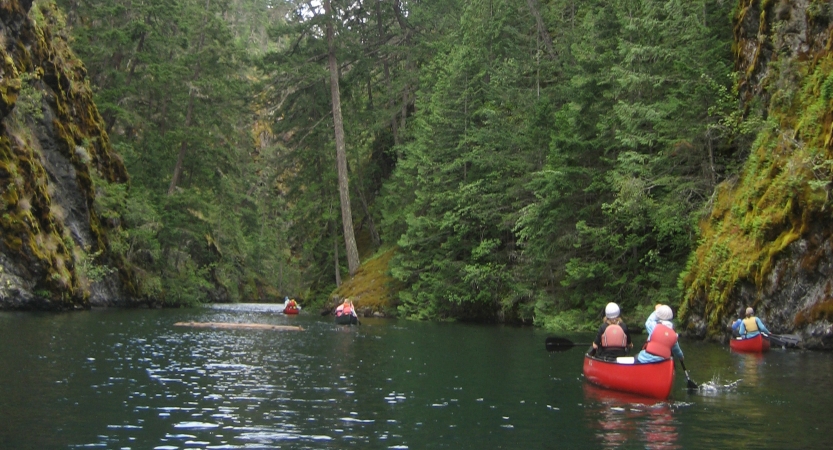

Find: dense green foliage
57;0;301;304
258;0;740;324
59;0;748;325
388;0;739;325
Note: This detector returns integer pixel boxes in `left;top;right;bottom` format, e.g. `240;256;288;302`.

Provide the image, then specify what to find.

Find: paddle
765;333;801;348
545;336;592;352
679;359;698;389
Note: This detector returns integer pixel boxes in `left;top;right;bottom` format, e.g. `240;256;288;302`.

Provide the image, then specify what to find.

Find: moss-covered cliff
0;0;138;309
681;0;833;348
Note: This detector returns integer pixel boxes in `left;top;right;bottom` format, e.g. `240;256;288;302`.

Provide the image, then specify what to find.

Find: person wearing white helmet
637;304;684;363
644;303;673;336
591;302;633;359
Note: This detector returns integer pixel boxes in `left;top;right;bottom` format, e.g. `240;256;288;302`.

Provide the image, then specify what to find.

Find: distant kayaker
637;305;684;364
591;302;633;358
335;298;357;318
739;307;770;338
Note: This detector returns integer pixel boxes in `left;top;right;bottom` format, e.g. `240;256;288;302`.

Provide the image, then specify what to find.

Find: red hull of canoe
582;355;675;400
283;306;299;315
729;334;770;353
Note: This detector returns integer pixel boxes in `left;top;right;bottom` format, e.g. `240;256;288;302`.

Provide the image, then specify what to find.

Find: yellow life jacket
743;317;758;333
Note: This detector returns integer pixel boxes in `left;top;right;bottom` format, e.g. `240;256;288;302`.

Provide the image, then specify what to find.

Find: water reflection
735;352;764;387
3;307;833;449
583;383;682;450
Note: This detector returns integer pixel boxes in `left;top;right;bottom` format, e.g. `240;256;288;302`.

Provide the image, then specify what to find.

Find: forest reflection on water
0;304;830;449
582;383;685;450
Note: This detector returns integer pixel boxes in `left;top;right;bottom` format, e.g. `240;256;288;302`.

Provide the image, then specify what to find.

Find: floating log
174;322;303;331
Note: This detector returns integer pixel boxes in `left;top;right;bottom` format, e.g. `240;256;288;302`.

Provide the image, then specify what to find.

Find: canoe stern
582;355;675;399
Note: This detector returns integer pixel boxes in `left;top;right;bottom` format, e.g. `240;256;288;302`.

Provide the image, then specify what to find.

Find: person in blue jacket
637;305;685;364
739;307;770;338
730;311;744;338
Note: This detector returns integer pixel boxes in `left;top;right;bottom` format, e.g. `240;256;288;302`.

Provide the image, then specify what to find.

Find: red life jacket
601;323;627;348
337;303;352;316
645;323;677;359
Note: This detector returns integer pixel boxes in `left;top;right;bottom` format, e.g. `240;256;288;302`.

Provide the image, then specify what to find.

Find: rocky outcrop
0;0;138;309
681;0;833;349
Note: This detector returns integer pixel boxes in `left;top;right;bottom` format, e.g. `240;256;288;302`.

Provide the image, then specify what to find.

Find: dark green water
0;304;830;449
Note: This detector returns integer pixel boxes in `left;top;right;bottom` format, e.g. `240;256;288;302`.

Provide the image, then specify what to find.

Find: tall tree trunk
376;0;399;145
351;160;381;248
325;0;360;276
104;28;147;134
167;83;197;195
168;0;209;195
332;219;342;287
526;0;555;59
356;184;380;248
393;0;411;136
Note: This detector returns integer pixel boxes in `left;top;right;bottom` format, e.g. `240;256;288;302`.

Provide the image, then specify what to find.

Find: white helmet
605;302;621;319
656;305;673;321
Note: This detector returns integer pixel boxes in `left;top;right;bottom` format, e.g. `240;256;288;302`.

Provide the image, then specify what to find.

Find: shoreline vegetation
1;1;831;349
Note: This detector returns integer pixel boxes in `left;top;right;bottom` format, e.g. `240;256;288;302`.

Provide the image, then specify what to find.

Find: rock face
0;0;138;309
681;0;833;349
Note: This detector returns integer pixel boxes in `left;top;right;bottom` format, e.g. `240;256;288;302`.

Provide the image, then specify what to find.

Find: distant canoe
334;314;358;325
174;322;303;331
730;334;770;353
583;354;674;399
283;306;300;315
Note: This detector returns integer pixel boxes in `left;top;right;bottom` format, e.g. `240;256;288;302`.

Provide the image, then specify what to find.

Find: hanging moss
0;0;139;308
681;8;833;337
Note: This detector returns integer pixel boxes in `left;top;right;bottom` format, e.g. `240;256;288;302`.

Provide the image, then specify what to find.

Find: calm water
0;304;830;449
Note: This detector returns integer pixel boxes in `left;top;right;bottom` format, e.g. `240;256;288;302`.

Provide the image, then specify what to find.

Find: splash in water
697;377;742;395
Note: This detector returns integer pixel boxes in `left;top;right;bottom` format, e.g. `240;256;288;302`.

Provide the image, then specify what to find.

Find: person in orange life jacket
591;302;633;358
637;305;684;363
335;298;356;317
739;307;770;338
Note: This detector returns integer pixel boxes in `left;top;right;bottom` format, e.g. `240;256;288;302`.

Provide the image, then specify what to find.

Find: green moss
681;43;833;334
332;246;402;315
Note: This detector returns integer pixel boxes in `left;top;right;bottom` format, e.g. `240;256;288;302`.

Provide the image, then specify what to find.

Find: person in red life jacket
591;302;633;359
335;298;356;317
637;305;684;363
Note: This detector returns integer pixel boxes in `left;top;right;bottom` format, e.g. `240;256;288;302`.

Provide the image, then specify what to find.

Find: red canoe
729;334;770;353
583;354;675;399
283;306;299;315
